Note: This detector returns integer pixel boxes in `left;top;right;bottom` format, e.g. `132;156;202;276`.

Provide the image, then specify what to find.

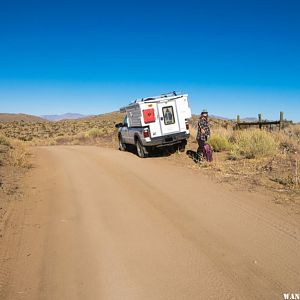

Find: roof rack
136;91;183;103
161;91;178;97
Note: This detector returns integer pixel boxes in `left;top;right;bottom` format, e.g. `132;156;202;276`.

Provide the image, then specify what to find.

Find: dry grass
208;135;231;152
0;133;11;146
0;132;29;168
276;124;300;154
87;128;105;138
8;140;29;168
229;129;279;159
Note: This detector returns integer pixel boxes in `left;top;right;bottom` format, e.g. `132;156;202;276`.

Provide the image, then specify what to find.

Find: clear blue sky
0;0;299;121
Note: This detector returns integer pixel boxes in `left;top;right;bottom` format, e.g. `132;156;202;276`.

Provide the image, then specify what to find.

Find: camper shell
116;92;192;157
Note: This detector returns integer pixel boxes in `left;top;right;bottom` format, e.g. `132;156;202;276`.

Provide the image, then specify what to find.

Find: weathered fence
236;112;284;130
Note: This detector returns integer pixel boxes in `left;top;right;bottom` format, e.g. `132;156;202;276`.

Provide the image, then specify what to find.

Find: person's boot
195;152;203;163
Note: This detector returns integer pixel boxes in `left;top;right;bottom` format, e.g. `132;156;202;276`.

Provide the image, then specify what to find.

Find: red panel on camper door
143;108;155;123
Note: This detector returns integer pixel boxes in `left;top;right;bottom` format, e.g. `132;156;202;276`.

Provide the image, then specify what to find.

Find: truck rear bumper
144;132;189;147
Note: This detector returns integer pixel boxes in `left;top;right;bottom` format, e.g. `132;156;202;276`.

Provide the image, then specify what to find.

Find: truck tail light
143;128;150;138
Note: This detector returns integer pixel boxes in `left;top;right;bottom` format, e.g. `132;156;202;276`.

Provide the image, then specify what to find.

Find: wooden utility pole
280;112;284;130
258;113;262;129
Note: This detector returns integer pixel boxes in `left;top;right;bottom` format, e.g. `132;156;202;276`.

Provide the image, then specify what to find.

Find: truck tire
178;141;186;152
136;139;147;158
118;136;126;151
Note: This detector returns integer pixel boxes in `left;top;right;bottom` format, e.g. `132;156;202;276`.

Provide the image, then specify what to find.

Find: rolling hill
0;113;46;123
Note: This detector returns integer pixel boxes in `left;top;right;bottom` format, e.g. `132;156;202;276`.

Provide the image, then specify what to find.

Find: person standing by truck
196;110;210;159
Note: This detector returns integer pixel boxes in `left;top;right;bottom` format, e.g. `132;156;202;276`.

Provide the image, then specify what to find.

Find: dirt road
1;146;299;299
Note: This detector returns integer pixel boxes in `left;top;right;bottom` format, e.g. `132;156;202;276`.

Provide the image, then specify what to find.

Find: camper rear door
157;101;180;135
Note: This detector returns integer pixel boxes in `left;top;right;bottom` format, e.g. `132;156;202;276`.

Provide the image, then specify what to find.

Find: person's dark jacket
196;118;210;141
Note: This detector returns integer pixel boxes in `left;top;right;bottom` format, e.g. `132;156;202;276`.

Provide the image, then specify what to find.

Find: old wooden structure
236;112;284;130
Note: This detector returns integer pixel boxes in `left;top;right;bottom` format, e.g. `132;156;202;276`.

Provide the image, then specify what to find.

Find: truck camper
116;92;192;157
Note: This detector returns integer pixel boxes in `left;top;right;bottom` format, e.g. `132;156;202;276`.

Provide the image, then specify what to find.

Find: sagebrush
229;129;279;159
208;135;231;152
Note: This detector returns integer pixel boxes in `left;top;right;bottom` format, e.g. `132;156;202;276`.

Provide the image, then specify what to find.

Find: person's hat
201;109;208;115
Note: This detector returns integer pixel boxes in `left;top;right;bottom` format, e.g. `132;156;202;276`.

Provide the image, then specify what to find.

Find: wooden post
237;115;240;130
280;112;284;130
258;113;262;129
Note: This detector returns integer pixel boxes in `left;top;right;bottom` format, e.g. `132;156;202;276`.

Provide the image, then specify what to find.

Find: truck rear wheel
136;139;147;158
178;141;186;152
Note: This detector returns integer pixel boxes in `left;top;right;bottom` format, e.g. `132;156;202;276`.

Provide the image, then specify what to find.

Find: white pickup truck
115;92;192;157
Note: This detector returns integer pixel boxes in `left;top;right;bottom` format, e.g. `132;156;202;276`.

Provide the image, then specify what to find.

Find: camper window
123;115;128;127
162;106;175;125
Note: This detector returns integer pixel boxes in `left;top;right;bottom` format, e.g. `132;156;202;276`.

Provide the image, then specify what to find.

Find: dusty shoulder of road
0;145;30;297
0;147;53;299
165;145;300;217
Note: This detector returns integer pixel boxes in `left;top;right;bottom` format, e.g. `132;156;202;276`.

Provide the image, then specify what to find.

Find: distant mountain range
209;114;230;120
196;114;258;122
239;117;258;122
41;113;87;121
